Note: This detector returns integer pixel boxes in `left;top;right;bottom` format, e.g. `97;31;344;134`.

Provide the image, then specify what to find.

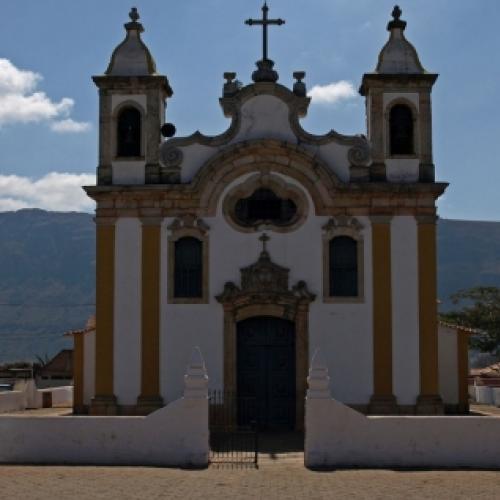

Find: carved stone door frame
216;245;315;430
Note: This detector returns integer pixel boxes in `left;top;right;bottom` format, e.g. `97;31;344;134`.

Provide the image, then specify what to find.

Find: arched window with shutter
117;106;141;157
329;236;358;297
174;237;203;298
389;104;414;155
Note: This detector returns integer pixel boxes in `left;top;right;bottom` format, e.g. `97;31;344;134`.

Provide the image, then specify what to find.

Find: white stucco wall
176;94;353;184
160;172;374;405
112;161;146;185
83;330;95;406
0;396;208;467
111;95;147;113
386;159;419;182
305;396;500;468
231;95;296;144
438;325;459;405
391;216;420;405
383;92;419;110
114;218;142;406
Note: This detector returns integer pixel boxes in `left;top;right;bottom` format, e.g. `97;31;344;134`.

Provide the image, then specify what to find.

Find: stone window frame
222;173;309;233
112;100;146;161
385;98;419;160
167;215;210;304
322;216;365;304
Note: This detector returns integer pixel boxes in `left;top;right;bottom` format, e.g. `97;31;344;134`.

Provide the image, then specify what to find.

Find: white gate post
305;349;332;468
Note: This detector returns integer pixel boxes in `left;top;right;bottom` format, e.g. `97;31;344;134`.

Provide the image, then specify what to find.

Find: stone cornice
359;73;438;96
92;75;173;96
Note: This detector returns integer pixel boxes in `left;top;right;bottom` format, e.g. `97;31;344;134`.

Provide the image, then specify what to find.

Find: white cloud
0;59;88;131
0;173;96;212
51;118;91;133
308;80;357;105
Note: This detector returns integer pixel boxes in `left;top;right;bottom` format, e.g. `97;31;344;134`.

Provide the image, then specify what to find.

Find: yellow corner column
90;217;117;415
369;215;397;414
73;333;84;414
416;215;443;414
137;218;164;414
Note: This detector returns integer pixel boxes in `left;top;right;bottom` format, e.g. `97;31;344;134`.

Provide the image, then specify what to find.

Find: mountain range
0;209;499;364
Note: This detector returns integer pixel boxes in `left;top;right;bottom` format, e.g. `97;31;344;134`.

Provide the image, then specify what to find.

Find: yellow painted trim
457;329;469;408
73;334;84;411
95;223;115;398
418;221;439;396
140;223;161;399
371;219;393;397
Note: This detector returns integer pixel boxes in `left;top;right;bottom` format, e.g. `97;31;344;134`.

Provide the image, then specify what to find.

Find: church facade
76;6;467;426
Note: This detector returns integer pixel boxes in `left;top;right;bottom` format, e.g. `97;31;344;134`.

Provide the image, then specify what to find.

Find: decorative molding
322;216;365;304
158;82;371;175
222;173;309;233
216;241;315;430
167;215;210;304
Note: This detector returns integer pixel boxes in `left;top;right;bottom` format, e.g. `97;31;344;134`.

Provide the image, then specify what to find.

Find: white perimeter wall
0;396;208;467
306;397;500;468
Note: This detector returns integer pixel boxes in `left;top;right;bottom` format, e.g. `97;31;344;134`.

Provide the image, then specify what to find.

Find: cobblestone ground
1;459;499;500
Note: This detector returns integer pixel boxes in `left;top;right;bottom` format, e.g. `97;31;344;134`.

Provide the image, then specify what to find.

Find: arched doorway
237;316;296;430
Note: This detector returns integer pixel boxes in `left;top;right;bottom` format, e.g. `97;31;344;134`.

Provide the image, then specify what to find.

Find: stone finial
387;5;407;31
223;72;242;97
129;7;140;23
184;347;209;399
374;5;425;74
307;349;331;399
104;7;157;76
293;71;306;97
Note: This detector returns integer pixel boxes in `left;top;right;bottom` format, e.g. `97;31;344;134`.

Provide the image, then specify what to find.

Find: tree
441;286;500;353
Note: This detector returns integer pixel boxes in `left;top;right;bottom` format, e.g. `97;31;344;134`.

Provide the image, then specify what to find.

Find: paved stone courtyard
1;461;499;499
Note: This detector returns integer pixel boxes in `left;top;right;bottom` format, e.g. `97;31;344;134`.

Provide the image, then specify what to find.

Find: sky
0;0;499;221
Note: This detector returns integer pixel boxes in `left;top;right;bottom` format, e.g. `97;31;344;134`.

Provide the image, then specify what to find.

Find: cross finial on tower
392;5;402;21
259;233;270;253
129;7;140;23
387;5;406;31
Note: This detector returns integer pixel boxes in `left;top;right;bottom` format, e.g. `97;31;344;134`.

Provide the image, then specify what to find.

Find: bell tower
360;6;437;183
93;7;173;186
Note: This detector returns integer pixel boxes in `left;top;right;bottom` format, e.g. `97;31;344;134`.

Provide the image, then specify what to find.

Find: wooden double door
237;316;296;430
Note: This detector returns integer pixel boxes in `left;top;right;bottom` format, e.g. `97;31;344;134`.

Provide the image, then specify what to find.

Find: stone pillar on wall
416;215;443;414
90;217;117;415
137;217;164;414
369;215;397;414
73;333;85;415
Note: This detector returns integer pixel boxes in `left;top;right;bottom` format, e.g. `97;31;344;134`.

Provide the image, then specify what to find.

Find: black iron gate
209;390;258;465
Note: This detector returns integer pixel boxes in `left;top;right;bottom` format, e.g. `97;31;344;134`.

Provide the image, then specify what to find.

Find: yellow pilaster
73;333;84;414
90;217;117;415
137;218;164;413
416;216;443;414
369;215;397;414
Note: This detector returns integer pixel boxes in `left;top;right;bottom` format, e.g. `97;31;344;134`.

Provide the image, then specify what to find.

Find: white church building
74;5;469;428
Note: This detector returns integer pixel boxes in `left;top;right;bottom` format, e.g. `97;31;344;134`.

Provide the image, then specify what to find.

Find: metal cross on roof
259;233;270;253
245;2;285;62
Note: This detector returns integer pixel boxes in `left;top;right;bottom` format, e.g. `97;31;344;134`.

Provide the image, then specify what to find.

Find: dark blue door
237;316;295;430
